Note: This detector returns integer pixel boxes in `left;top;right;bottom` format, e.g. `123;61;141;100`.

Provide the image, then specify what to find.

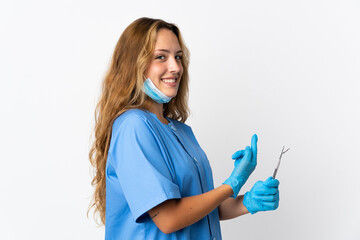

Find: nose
168;56;182;74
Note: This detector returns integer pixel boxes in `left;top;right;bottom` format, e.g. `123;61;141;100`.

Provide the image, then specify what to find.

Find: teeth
162;79;176;83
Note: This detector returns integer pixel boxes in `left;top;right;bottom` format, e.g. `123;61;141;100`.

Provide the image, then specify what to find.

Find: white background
1;0;359;239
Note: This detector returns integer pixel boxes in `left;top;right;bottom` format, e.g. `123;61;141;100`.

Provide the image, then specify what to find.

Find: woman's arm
218;195;249;220
148;184;233;234
148;136;258;234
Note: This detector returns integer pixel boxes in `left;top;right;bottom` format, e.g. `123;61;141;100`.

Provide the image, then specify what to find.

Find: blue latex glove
223;134;258;198
243;176;280;214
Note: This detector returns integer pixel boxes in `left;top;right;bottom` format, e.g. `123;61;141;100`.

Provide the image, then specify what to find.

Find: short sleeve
108;113;181;223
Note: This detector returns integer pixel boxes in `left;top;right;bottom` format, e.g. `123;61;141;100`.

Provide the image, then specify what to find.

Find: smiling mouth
161;77;178;83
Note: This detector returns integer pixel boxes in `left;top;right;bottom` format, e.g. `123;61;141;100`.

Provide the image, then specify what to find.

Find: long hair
88;17;190;225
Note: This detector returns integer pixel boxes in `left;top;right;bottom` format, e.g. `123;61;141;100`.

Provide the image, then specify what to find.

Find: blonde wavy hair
88;17;190;225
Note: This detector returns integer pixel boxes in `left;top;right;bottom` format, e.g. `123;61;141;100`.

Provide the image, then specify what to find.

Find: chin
163;90;178;98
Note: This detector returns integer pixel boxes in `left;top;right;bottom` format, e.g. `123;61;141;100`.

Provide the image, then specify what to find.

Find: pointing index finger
251;134;258;157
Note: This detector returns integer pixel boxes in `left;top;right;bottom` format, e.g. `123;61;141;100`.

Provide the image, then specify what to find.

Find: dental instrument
272;146;290;179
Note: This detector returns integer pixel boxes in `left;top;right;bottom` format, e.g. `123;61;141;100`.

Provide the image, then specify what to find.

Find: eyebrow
155;49;183;54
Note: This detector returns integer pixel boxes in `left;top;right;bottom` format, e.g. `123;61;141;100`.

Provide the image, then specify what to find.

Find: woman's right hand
243;177;280;214
223;134;258;198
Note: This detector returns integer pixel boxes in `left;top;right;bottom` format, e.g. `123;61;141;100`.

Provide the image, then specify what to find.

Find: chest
156;125;214;197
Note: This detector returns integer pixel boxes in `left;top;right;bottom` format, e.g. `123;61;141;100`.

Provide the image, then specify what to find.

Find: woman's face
145;28;183;98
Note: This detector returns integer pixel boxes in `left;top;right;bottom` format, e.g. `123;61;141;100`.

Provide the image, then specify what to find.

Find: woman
89;17;280;240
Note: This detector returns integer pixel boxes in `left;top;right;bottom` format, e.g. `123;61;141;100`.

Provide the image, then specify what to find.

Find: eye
175;55;183;61
155;55;165;60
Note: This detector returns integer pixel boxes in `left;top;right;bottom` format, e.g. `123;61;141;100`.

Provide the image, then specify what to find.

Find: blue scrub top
105;109;222;240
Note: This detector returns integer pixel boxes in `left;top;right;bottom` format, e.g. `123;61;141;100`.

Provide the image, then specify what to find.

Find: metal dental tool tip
272;146;290;179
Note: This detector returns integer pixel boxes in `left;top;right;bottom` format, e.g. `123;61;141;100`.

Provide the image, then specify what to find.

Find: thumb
263;176;280;187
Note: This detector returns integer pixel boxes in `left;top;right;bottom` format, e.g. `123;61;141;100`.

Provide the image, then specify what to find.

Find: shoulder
113;109;151;128
111;109;157;137
109;109;159;151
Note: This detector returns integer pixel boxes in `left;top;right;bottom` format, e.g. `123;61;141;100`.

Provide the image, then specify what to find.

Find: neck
148;101;168;124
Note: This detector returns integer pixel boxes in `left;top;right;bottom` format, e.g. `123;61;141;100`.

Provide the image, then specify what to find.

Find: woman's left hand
223;134;258;198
